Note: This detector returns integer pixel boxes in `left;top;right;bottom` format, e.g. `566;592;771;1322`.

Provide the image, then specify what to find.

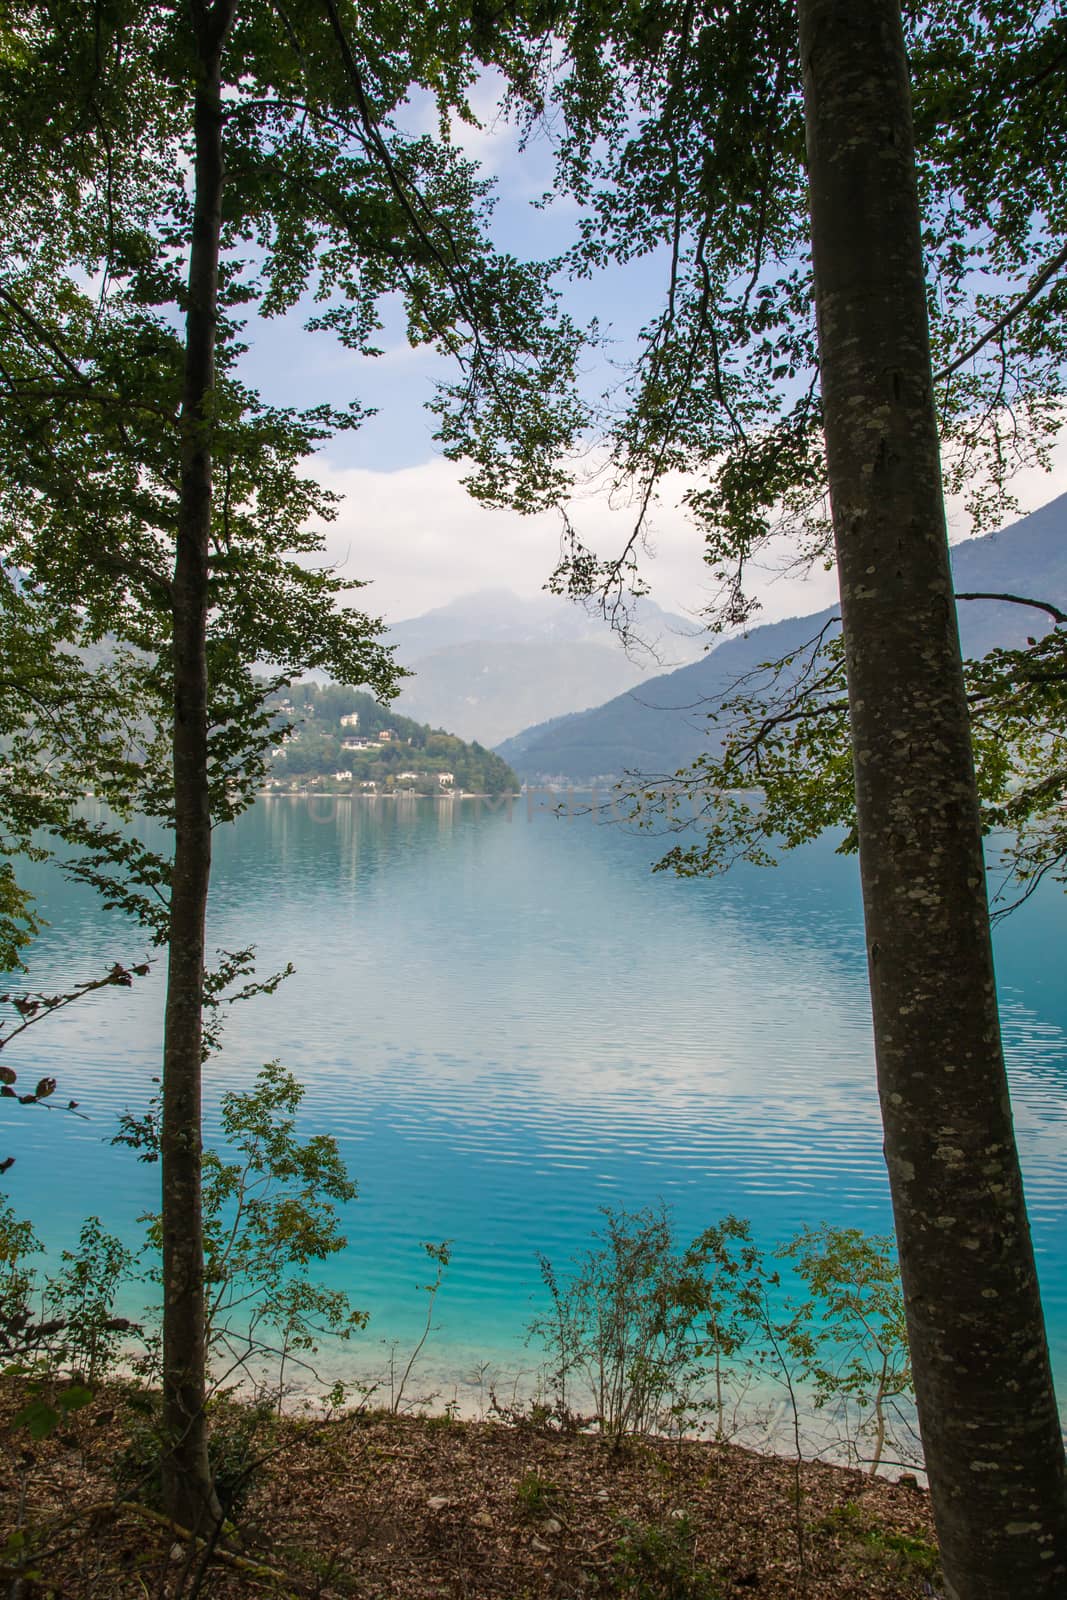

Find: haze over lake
8;797;1067;1395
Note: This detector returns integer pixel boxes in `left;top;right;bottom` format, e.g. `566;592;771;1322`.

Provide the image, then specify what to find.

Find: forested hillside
266;683;518;795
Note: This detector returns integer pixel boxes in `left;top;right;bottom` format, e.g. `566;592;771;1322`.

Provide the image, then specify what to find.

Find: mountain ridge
497;492;1067;783
387;588;706;745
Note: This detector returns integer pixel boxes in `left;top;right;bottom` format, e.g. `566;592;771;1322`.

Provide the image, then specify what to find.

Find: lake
5;795;1067;1404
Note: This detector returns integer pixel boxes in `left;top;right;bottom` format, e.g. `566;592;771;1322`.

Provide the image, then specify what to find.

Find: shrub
126;1062;366;1401
530;1205;762;1442
114;1393;276;1522
776;1223;914;1473
515;1468;560;1519
610;1515;721;1600
0;1199;50;1361
45;1216;137;1383
529;1207;918;1471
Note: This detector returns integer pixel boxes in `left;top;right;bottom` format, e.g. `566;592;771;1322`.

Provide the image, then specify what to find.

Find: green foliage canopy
449;2;1067;899
0;0;579;959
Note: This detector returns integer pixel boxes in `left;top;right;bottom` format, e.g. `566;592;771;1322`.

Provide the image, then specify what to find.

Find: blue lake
5;796;1067;1396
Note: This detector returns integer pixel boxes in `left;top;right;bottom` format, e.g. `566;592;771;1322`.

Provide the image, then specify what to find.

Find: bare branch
956;591;1067;625
934;239;1067;383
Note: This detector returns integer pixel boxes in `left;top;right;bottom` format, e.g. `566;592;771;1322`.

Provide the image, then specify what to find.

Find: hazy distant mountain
498;492;1067;784
388;589;705;745
390;589;703;657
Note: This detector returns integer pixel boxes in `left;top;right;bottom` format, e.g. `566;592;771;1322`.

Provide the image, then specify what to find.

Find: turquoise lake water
4;795;1067;1399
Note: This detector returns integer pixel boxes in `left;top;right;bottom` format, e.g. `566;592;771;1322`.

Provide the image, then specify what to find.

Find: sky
236;76;1067;631
304;434;1067;629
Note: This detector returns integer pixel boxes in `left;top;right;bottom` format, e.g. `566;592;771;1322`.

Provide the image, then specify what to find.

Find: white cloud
307;423;1067;630
309;456;552;621
944;415;1067;542
398;69;524;180
309;455;825;626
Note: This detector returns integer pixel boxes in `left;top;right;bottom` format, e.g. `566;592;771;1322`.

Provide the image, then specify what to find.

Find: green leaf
59;1384;94;1415
12;1397;60;1439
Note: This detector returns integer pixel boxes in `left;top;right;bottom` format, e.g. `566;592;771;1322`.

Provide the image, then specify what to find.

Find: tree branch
934;239;1067;382
956;591;1067;625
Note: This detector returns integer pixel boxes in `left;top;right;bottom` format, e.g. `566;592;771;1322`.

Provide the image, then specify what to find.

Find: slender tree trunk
160;0;236;1531
797;4;1067;1596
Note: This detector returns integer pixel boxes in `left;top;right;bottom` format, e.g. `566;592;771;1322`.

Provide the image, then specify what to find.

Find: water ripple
5;799;1066;1372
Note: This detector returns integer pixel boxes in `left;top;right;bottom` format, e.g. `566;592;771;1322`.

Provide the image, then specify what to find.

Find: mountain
389;588;703;656
387;590;705;745
498;492;1067;784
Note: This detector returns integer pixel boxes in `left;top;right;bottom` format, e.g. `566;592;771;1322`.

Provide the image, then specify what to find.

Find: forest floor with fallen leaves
0;1379;943;1599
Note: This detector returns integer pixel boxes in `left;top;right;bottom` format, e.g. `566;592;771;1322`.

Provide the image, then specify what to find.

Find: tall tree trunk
797;3;1067;1596
160;0;235;1532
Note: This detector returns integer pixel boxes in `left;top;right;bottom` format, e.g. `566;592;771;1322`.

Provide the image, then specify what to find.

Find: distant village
262;684;518;798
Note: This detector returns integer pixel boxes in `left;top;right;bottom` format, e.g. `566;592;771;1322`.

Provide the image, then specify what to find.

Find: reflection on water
5;796;1067;1383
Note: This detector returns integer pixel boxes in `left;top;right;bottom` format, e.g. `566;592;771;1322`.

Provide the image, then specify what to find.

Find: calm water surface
5;797;1067;1391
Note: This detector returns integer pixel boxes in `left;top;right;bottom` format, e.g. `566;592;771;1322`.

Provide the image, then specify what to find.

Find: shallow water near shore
6;795;1067;1404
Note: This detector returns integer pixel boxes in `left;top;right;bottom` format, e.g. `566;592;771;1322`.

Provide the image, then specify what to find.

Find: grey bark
160;0;236;1532
797;2;1067;1596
